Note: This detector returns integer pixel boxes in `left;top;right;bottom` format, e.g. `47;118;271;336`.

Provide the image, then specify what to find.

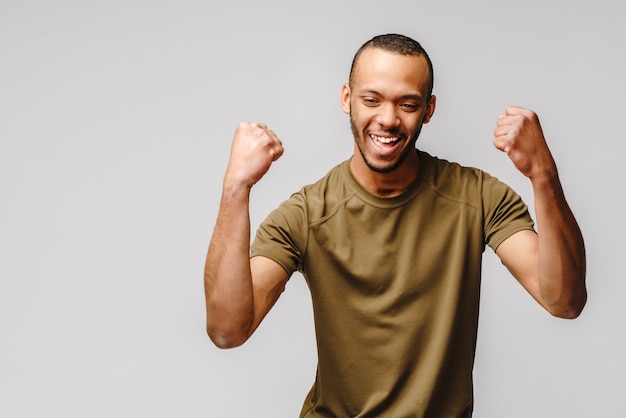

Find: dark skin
204;47;586;349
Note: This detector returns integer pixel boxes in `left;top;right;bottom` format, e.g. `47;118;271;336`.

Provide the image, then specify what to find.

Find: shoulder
300;160;350;193
290;160;356;212
419;151;493;202
420;151;489;181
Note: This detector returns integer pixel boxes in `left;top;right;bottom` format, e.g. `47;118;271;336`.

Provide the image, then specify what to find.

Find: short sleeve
482;174;536;251
250;191;309;277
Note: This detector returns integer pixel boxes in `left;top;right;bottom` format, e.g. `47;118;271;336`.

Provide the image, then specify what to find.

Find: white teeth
370;134;399;144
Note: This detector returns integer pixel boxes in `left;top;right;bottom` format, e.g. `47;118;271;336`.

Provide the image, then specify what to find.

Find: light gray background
1;0;624;417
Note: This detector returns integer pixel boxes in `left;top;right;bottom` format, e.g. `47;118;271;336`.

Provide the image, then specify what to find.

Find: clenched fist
493;106;557;180
225;122;284;189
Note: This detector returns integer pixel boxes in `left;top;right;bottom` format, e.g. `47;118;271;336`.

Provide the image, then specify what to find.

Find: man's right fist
225;122;284;188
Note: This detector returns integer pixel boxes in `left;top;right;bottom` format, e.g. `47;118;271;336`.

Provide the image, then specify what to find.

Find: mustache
349;114;406;139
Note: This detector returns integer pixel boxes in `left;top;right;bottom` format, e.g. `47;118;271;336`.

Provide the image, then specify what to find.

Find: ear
422;95;437;124
340;83;351;114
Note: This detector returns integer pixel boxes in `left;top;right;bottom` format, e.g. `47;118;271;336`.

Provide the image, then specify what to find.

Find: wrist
222;175;253;199
530;168;566;202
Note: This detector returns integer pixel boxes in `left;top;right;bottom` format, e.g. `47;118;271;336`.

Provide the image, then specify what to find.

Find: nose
376;102;400;128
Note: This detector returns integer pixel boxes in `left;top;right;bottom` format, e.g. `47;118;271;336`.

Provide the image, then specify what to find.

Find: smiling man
343;44;436;193
204;34;587;417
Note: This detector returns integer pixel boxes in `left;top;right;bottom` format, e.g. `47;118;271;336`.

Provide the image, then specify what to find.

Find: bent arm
496;173;586;318
204;122;287;348
204;183;288;348
494;107;586;318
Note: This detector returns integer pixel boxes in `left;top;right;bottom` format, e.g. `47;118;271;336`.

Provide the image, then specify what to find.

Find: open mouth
369;133;403;157
370;133;400;144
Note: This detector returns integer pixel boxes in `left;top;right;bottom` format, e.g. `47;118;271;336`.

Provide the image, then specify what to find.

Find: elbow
206;320;252;349
207;328;248;349
547;289;587;320
208;332;247;349
542;268;587;319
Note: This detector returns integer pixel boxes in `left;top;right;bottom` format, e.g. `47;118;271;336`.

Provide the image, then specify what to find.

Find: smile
370;134;400;144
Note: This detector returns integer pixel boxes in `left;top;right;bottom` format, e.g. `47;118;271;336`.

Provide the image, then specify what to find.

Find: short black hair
349;34;434;97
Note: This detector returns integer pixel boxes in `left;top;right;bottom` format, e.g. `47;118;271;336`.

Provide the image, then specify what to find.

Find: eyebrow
359;89;424;101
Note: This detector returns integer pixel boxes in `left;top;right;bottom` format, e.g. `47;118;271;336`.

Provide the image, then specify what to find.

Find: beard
350;114;421;174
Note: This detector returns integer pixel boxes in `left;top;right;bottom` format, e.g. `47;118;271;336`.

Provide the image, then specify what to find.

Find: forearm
532;172;587;317
204;182;255;348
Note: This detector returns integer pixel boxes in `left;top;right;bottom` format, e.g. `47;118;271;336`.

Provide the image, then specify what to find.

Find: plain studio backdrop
1;1;624;417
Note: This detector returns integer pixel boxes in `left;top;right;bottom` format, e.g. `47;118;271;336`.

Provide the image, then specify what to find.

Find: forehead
352;48;430;95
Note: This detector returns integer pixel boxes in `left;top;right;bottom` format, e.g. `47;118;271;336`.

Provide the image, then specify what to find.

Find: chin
360;150;405;174
366;159;401;174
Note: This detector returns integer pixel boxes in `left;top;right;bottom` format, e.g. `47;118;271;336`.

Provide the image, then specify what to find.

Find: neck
350;149;420;197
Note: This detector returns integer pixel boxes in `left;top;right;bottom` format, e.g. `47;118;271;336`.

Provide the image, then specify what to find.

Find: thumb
505;105;526;116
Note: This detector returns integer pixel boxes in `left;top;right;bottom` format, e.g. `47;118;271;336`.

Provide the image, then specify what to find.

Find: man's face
341;48;435;174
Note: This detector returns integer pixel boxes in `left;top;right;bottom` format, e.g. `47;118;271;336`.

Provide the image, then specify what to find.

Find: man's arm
204;122;288;349
493;106;587;319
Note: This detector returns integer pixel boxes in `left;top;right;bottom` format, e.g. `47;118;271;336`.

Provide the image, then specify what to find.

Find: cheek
350;108;370;128
410;111;428;128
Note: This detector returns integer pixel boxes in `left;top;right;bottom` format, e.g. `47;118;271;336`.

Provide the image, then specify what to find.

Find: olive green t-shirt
251;150;535;418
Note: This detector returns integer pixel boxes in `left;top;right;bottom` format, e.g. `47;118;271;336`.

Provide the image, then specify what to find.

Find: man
204;34;586;417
